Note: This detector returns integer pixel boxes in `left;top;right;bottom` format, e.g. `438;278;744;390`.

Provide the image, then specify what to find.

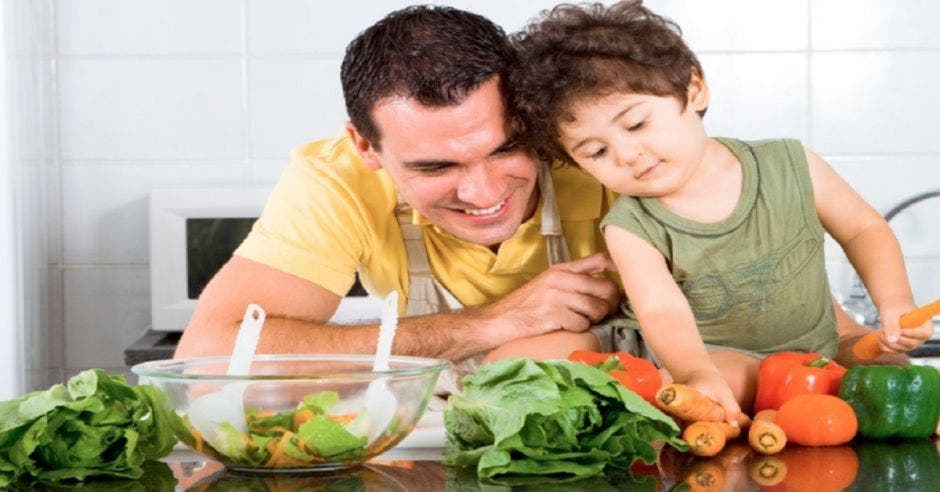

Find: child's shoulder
715;137;803;149
716;137;810;169
715;136;805;152
601;194;654;229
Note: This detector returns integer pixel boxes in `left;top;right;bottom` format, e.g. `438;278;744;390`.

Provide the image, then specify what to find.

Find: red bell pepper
568;349;614;366
568;350;662;404
754;351;847;412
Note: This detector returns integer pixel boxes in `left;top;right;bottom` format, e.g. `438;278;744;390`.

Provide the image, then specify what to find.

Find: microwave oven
148;187;383;332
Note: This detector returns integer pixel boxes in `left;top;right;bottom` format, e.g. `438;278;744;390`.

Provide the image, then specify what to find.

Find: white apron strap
538;162;572;265
395;162;571;400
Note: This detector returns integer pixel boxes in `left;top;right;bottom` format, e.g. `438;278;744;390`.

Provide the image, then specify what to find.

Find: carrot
682;458;726;492
683;421;741;457
852;299;940;360
264;431;295;468
329;413;358;425
655;384;750;427
268;425;292;435
189;425;205;454
292;408;315;431
240;433;256;448
748;454;787;486
748;409;786;455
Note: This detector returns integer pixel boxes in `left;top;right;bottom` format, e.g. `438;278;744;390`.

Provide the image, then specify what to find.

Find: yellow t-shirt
235;133;616;315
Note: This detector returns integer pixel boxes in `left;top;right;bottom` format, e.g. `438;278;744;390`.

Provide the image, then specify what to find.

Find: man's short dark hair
341;5;516;150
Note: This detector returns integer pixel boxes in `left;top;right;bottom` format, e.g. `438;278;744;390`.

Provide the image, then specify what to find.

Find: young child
511;0;934;423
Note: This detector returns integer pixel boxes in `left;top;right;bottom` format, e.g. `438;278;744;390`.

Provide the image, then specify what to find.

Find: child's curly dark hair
511;1;704;164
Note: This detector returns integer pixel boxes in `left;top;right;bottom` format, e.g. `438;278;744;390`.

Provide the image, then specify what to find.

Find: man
176;5;620;362
175;5;884;375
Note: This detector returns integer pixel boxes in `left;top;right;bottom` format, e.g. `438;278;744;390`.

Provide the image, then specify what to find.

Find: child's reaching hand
683;368;743;427
877;301;936;354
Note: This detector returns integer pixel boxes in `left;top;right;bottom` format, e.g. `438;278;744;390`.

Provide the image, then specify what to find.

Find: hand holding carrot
852;299;939;361
655;382;748;428
678;371;743;427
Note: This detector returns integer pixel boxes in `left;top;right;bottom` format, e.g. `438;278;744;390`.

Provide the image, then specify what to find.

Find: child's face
557;79;710;198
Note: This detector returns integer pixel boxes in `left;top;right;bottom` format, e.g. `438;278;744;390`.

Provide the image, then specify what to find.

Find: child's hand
878;302;935;353
683;369;741;427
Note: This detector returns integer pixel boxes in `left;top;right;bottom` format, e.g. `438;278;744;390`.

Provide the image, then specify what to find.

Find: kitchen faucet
840;189;940;327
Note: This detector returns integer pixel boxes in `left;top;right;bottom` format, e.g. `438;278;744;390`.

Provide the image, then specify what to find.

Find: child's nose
613;145;642;168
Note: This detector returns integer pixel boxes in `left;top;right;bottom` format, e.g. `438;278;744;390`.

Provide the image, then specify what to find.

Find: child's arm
806;149;933;353
605;225;742;424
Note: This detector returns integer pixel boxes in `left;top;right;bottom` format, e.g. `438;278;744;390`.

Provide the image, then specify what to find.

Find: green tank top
600;138;838;357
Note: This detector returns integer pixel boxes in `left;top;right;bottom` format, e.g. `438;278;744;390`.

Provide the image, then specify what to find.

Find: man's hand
474;253;620;345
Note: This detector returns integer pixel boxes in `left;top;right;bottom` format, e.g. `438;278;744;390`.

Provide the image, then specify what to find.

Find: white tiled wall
35;0;940;386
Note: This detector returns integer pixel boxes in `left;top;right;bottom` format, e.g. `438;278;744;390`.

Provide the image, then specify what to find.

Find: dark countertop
106;439;930;491
124;330;179;366
13;439;937;490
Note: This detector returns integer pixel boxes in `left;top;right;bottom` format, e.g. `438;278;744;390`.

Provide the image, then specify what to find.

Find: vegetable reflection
186;465;407;491
443;463;659;491
848;439;940;491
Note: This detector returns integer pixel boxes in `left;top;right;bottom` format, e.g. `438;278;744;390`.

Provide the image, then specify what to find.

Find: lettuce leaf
443;358;686;483
0;370;180;487
187;390;368;467
297;415;367;460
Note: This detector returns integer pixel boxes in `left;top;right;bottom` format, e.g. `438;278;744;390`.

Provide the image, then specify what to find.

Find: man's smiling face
348;77;539;248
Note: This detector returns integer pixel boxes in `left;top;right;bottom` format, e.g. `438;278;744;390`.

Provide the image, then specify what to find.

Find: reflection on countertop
16;439;940;491
167;439;939;492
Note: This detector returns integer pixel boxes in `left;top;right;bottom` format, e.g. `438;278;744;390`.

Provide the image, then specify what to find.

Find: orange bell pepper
754;351;846;412
568;350;662;404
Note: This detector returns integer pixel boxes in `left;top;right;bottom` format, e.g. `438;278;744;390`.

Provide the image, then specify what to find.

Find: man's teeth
464;200;505;216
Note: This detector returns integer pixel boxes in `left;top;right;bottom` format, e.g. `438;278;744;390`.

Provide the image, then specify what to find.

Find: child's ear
686;69;710;113
345;121;383;170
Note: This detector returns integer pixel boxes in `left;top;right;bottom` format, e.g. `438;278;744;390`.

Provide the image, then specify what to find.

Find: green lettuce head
0;369;180;486
443;358;686;483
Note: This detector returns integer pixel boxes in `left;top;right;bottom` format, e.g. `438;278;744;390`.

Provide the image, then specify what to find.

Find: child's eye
588;147;607;160
628;120;645;132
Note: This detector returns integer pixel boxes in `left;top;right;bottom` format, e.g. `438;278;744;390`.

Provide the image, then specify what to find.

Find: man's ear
345;121;382;170
686;68;710;113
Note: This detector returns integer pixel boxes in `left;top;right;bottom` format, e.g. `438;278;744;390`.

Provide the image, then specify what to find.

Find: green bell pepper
838;364;940;440
848;440;940;491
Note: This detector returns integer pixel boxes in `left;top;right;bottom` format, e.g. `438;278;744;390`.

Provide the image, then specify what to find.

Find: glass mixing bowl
132;354;450;473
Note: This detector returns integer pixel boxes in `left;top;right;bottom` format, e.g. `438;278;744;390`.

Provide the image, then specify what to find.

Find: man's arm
175;253;620;361
176;256;490;360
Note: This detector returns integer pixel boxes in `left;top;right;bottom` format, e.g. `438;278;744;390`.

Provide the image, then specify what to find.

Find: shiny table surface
19;439;937;490
156;438;939;491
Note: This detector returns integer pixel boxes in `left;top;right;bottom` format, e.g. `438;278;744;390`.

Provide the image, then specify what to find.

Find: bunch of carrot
654;383;787;457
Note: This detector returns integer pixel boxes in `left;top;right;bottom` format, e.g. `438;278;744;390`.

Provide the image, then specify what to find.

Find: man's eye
588;147;607;160
493;140;519;155
418;166;448;175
